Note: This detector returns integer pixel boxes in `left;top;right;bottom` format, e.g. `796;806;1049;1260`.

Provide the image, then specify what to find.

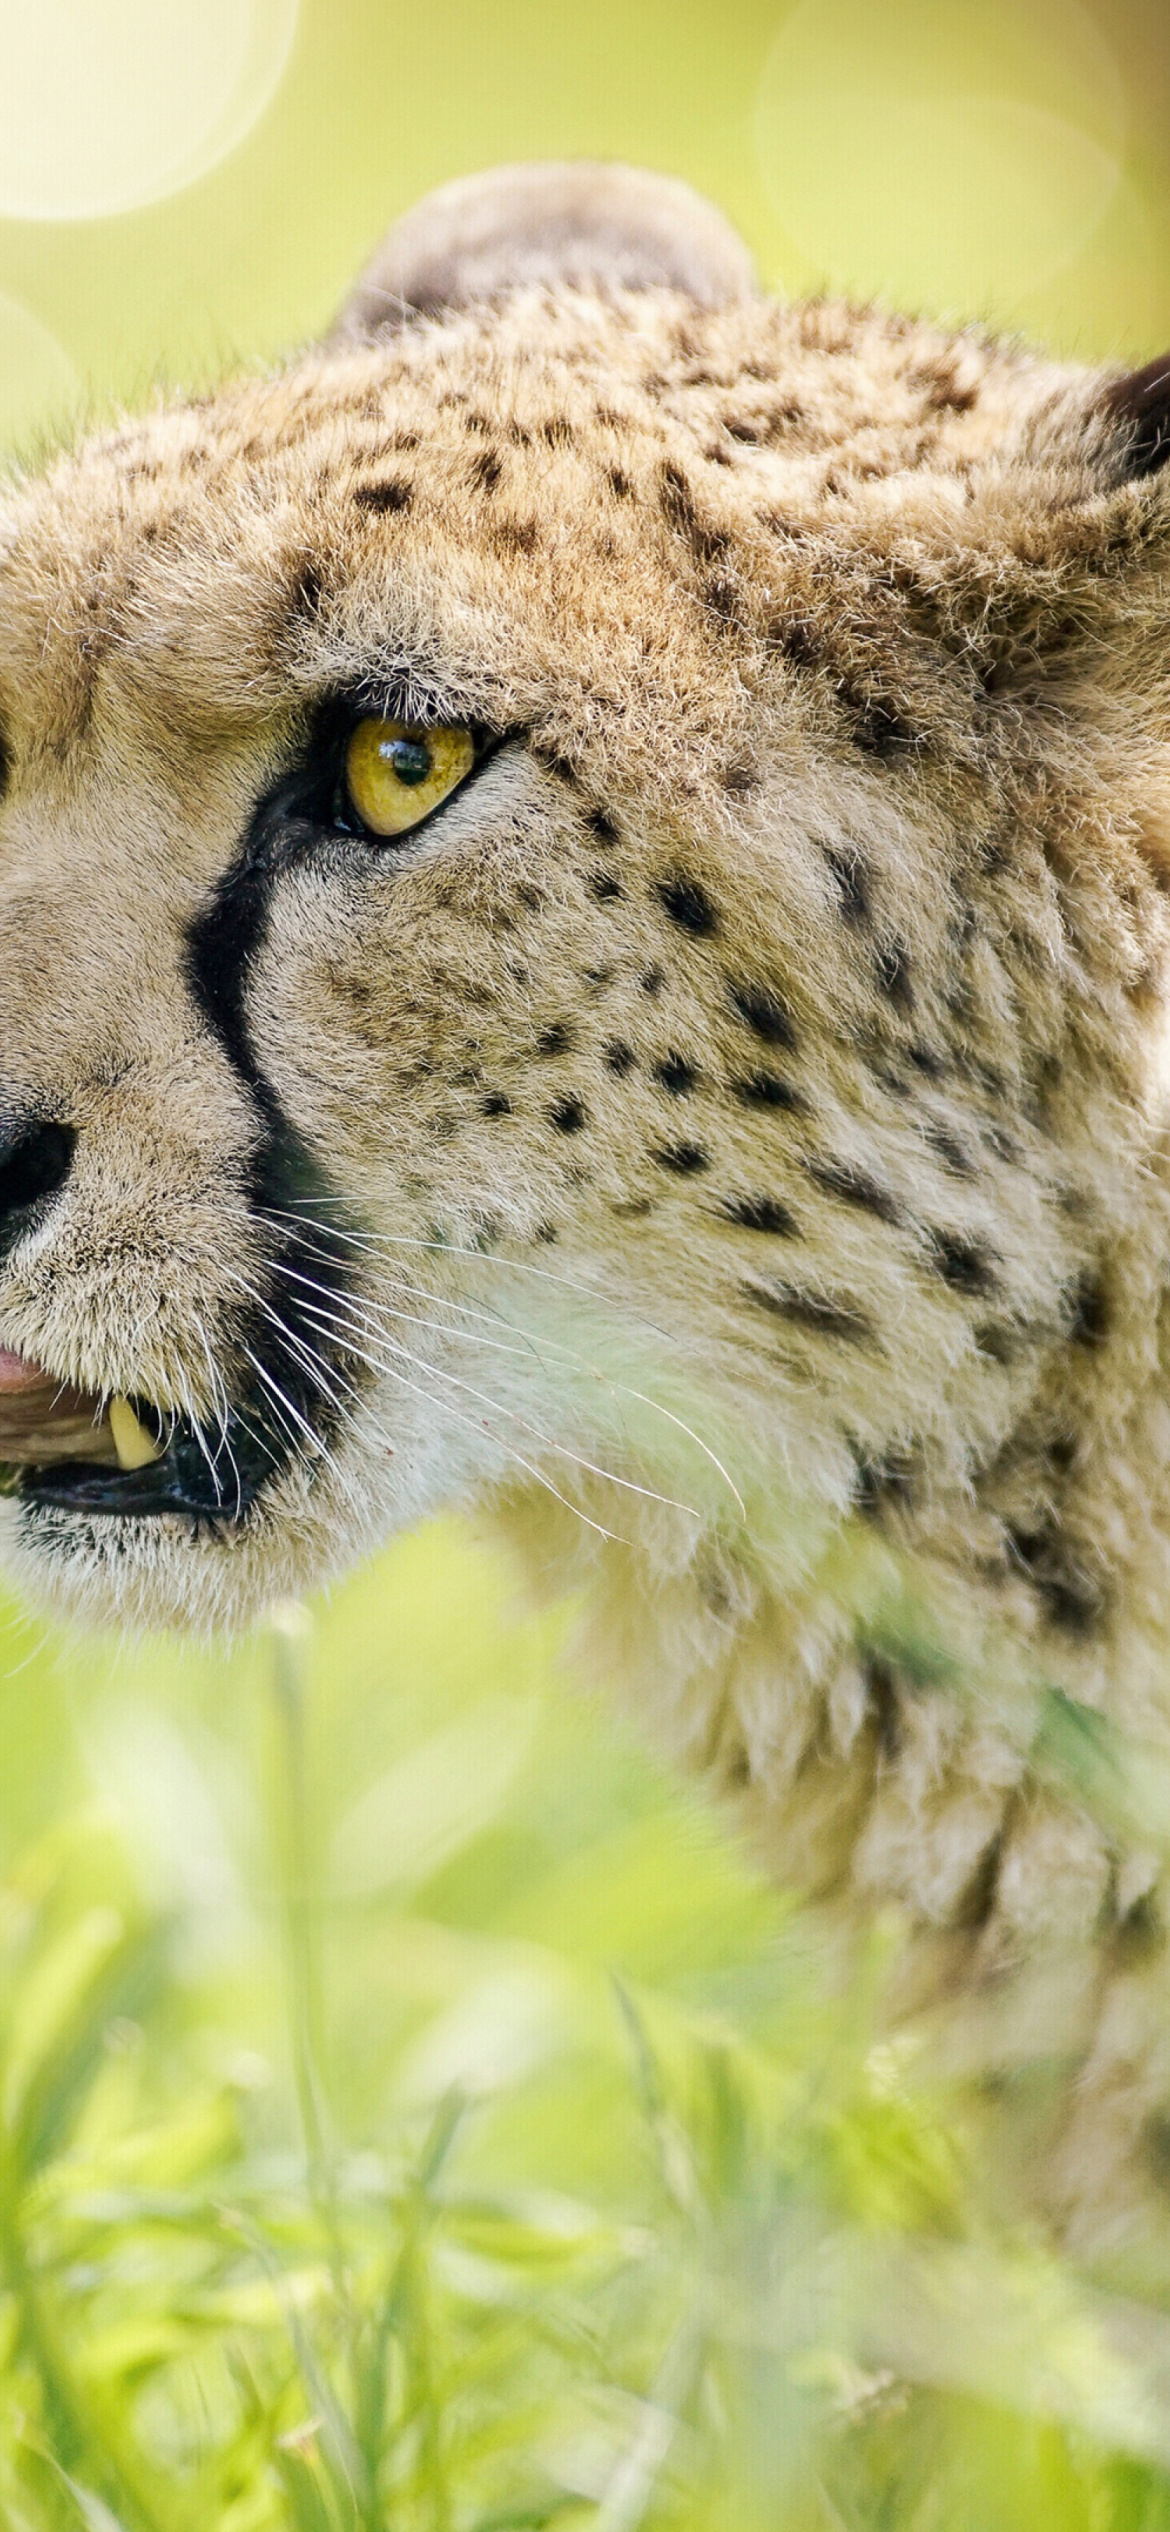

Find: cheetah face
0;164;1167;1634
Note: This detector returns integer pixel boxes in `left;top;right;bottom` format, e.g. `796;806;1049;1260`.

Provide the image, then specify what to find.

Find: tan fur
2;164;1170;2250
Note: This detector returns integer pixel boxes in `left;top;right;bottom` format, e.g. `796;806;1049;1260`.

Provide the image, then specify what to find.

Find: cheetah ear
1099;355;1170;481
328;160;757;340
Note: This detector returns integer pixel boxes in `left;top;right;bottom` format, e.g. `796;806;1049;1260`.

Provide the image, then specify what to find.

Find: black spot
482;1092;512;1117
656;873;718;937
464;410;491;434
776;615;822;668
583;964;613;993
908;1041;944;1078
807;1157;901;1225
641;965;664;996
729;980;796;1048
653;1052;698;1095
472;449;502;493
537;1022;575;1056
731;1072;807;1113
516;882;544;911
589;871;623;902
608;466;632;497
542;415;574;446
588;807;620;845
854;1447;914;1517
494;515;539;555
549;1097;587;1134
720;757;760;796
289;555;323;624
1102;354;1170;480
652;1142;710;1175
928;1231;997;1295
925;1121;974;1176
837;684;920;756
605;1040;635;1074
973;1321;1019;1364
1005;1525;1106;1636
823;844;870;923
535;1220;557;1241
720;1194;797;1235
874;937;913;1010
864;1654;902;1758
1071;1270;1110;1346
745;1280;872;1340
658;461;729;563
353;477;412;514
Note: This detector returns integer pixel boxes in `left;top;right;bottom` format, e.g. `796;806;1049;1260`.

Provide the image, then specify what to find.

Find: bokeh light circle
755;0;1127;315
0;0;300;221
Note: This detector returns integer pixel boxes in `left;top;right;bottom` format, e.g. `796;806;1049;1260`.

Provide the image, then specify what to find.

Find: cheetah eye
342;716;476;841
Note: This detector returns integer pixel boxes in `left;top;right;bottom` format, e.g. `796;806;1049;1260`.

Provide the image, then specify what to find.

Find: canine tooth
108;1397;162;1471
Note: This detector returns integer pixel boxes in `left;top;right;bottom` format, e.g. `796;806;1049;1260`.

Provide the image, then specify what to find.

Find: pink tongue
0;1353;118;1465
0;1348;44;1394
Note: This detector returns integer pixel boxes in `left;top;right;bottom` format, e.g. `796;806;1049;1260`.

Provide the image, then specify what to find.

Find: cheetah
0;161;1169;2247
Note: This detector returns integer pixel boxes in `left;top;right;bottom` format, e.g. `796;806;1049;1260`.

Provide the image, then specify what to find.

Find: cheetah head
0;163;1168;1637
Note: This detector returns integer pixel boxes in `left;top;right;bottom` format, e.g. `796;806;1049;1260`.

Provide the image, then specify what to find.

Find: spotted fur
2;163;1170;2248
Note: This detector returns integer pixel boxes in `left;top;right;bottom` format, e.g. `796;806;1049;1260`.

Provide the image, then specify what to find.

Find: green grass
0;1523;1166;2529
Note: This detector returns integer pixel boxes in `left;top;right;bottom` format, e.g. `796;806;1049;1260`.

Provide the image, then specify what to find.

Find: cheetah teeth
108;1397;163;1470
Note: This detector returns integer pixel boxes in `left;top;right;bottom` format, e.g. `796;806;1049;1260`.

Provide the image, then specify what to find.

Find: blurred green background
4;3;1170;2526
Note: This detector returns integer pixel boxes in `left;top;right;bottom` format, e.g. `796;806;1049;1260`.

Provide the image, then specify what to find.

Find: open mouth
0;1350;297;1524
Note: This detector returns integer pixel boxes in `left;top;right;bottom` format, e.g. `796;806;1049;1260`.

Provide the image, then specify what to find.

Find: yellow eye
343;717;476;840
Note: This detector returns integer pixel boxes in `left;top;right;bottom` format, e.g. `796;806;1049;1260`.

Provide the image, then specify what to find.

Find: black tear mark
653;1052;699;1095
928;1230;997;1295
875;937;914;1010
744;1280;872;1340
550;1097;588;1134
728;980;796;1048
536;1022;575;1056
731;1071;807;1113
652;1142;710;1175
720;1194;797;1235
604;1041;635;1074
807;1157;901;1225
354;478;412;514
822;844;870;923
656;873;718;936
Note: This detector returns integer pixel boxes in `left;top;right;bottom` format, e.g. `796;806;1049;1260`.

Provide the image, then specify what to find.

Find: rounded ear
328;160;757;341
1100;355;1170;481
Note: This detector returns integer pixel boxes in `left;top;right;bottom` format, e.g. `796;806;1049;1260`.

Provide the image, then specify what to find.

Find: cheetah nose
0;1117;76;1258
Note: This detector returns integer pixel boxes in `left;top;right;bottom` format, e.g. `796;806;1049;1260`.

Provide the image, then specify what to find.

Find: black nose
0;1117;76;1256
